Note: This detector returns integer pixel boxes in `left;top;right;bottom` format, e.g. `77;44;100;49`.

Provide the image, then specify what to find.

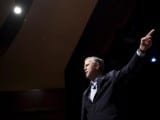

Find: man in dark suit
81;29;155;120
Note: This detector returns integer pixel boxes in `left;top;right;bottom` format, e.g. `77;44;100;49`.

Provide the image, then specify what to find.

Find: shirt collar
90;75;102;85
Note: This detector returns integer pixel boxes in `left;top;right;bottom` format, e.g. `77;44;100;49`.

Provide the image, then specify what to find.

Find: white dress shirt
89;80;98;102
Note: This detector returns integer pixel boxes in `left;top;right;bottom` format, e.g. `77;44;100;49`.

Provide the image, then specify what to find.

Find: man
81;29;155;120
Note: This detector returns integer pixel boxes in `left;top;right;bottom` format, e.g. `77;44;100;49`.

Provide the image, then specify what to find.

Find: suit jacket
81;52;144;120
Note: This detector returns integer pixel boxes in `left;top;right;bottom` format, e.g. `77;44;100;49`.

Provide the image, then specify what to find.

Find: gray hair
85;56;104;72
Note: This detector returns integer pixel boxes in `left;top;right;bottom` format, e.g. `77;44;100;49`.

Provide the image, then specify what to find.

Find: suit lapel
93;76;105;102
84;83;92;103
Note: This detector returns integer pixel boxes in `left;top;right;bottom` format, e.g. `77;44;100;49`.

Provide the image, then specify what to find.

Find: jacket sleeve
81;92;87;120
117;51;145;81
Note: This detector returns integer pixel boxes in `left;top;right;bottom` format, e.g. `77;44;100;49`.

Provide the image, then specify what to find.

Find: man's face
84;59;99;80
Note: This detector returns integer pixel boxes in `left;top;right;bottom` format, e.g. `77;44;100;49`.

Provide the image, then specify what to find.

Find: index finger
146;29;155;36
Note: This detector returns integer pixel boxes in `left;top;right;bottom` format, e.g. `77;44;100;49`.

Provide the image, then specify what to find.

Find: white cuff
136;49;145;57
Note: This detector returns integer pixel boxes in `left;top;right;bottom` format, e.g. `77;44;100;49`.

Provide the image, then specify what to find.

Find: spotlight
150;56;157;63
13;6;22;15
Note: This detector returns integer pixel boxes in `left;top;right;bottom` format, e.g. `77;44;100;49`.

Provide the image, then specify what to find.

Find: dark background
66;0;160;120
0;0;159;119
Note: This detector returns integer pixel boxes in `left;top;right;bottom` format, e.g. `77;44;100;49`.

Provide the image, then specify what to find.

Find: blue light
150;57;157;63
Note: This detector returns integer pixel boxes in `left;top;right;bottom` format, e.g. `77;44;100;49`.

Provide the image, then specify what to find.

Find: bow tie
91;82;97;89
92;84;97;89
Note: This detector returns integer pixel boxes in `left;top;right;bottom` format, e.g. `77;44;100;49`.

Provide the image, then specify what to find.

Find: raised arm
117;29;155;79
139;29;155;52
